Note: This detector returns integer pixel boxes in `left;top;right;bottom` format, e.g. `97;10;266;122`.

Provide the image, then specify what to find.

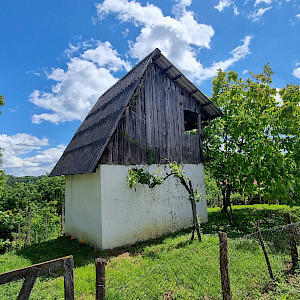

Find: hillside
0;205;299;299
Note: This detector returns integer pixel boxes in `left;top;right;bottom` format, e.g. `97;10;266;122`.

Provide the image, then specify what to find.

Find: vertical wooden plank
64;256;75;300
219;232;231;300
25;207;31;246
145;65;153;163
95;258;106;300
254;222;274;280
284;213;299;268
124;106;131;165
17;267;40;300
140;77;147;164
197;113;204;164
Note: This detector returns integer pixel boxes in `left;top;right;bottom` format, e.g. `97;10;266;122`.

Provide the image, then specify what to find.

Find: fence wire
105;239;221;300
228;222;300;299
104;222;299;300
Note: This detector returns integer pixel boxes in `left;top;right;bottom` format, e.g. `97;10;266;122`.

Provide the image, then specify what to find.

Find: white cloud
293;66;300;79
254;0;272;6
0;133;65;176
233;5;240;15
96;0;251;83
296;14;300;19
214;0;232;12
249;6;272;21
30;41;131;124
274;88;283;106
195;36;252;81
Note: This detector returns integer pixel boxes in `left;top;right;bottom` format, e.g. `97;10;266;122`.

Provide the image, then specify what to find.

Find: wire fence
99;216;299;300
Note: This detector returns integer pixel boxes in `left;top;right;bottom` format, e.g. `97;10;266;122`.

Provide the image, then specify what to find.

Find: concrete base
65;164;207;249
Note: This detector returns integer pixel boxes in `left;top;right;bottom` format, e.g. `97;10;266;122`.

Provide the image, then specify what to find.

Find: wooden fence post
284;213;298;268
18;223;21;249
17;267;40;300
45;215;48;241
61;202;64;235
219;232;231;300
25;207;31;246
64;256;74;300
254;222;274;280
95;258;106;300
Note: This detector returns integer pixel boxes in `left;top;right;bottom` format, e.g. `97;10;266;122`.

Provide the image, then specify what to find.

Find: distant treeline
0;174;65;252
5;174;45;186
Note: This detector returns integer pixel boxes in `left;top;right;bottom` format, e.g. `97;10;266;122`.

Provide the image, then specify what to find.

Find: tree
203;65;300;222
127;162;202;241
0;93;5;191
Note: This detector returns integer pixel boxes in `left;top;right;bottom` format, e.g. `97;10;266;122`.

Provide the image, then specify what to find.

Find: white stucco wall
100;164;207;249
65;163;207;249
65;167;102;248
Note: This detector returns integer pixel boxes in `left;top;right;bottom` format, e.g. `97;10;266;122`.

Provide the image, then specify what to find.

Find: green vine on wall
126;162;203;241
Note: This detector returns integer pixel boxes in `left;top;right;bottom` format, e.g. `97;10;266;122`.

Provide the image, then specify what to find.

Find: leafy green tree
203;65;300;222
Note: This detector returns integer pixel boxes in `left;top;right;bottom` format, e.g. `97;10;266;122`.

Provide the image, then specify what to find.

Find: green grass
0;204;299;299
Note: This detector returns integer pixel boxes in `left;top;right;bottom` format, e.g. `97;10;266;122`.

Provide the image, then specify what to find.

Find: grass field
0;205;299;299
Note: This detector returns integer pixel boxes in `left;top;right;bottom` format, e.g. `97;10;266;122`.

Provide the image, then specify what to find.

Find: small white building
50;49;222;249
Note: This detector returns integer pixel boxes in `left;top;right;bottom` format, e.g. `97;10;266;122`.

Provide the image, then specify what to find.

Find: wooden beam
0;256;72;285
200;102;211;108
161;65;172;74
188;90;197;95
152;53;161;62
17;268;40;300
172;74;181;81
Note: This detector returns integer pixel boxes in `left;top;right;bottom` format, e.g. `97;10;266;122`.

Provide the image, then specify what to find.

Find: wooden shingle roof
50;48;222;176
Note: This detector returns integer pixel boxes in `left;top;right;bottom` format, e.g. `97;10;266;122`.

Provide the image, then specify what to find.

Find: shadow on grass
202;204;300;239
16;205;299;268
16;228;193;268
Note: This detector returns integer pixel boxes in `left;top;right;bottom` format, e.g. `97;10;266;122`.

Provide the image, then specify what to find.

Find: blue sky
0;0;299;176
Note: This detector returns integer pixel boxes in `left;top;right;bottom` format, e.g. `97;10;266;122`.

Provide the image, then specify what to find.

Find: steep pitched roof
50;48;222;176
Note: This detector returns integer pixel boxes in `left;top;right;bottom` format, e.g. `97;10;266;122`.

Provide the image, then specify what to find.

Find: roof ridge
50;48;160;176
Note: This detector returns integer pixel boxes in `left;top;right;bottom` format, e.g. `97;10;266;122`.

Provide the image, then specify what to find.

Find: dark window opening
184;110;198;134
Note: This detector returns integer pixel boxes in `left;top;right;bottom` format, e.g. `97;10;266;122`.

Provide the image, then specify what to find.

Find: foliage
0;93;5;181
5;174;44;186
0;205;298;299
203;65;300;210
127;168;163;188
204;168;222;207
0;174;65;252
127;162;203;241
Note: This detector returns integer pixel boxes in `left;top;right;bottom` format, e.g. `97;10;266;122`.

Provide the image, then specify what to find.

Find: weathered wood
219;232;231;300
197;113;204;163
25;207;31;246
0;256;72;285
254;222;274;280
284;213;299;268
95;258;106;300
64;256;75;300
17;267;40;300
99;62;203;165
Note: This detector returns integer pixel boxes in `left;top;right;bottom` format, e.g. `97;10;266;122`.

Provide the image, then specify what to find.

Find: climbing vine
127;162;203;241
